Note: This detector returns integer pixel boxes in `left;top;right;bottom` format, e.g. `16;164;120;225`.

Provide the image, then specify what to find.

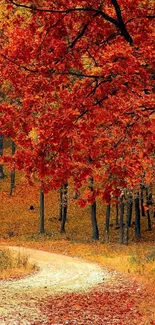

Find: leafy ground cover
0;250;154;325
37;280;155;325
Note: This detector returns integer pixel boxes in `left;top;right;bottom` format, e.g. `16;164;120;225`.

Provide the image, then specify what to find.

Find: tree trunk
115;201;119;225
127;192;133;227
9;141;16;196
0;135;5;179
146;187;152;231
40;187;45;233
125;195;132;245
140;185;145;216
58;187;63;221
134;192;141;239
91;200;99;240
89;177;99;240
119;197;124;244
60;181;68;234
146;208;152;231
105;203;110;243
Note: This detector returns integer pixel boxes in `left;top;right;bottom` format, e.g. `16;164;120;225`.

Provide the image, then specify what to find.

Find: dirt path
0;246;111;325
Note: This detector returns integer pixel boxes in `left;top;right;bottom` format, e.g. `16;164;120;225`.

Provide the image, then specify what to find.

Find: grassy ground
0;247;37;280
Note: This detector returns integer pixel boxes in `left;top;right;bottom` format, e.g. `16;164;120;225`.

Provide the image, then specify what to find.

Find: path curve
0;246;111;324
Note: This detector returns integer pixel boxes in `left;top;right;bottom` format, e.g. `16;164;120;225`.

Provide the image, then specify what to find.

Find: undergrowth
0;248;37;280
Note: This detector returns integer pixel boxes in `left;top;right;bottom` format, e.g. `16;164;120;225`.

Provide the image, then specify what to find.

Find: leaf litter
0;247;154;325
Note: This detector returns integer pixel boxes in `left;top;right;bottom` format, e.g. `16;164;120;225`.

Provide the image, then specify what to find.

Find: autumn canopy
0;0;154;202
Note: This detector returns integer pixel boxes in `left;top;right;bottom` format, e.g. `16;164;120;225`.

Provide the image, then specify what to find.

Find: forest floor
0;246;106;324
0;246;154;325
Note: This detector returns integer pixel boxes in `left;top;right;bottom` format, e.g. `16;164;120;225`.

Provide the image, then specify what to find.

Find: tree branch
1;54;38;73
111;0;133;44
57;71;105;79
37;13;68;54
9;1;118;26
69;21;90;49
9;0;133;44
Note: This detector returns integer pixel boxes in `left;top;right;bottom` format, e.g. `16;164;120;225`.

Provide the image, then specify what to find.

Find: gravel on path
0;246;112;324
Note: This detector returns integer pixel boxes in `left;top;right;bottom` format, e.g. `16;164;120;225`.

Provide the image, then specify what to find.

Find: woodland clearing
1;167;155;283
0;169;155;324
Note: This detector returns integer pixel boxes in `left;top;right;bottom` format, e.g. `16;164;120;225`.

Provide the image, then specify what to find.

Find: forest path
0;246;111;324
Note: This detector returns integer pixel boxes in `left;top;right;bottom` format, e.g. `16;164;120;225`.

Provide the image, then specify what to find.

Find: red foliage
0;0;154;200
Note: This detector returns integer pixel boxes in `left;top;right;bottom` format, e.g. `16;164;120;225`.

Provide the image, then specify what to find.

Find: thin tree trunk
91;200;99;240
60;181;68;234
9;141;16;196
0;135;5;179
116;201;119;225
89;177;99;240
58;187;63;221
0;165;4;179
119;197;124;244
105;203;110;243
140;185;145;216
146;187;152;231
40;187;45;233
125;195;131;245
134;192;141;239
127;192;133;227
146;208;152;231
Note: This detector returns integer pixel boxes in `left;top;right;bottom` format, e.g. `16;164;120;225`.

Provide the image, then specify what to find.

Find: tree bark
146;207;152;231
134;192;141;239
0;135;5;179
125;194;132;245
60;181;68;234
115;201;119;225
40;187;45;233
91;200;99;240
119;197;124;244
105;203;110;243
146;187;152;231
127;192;133;227
58;186;63;221
9;141;16;196
140;184;145;217
89;177;99;240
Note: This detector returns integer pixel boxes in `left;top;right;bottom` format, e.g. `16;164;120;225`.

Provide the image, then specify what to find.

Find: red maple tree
0;0;154;200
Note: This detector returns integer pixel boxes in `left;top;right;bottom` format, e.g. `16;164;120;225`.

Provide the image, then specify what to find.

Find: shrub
0;248;37;279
